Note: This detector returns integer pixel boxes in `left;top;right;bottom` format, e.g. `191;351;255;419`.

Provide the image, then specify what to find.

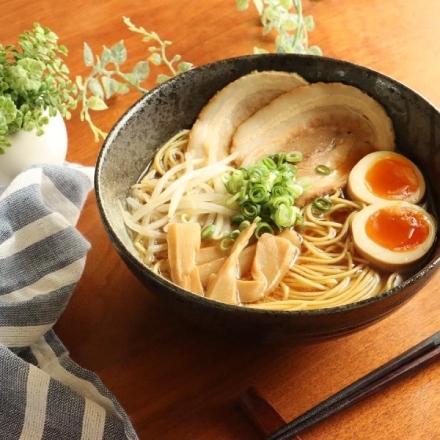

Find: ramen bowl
95;54;440;344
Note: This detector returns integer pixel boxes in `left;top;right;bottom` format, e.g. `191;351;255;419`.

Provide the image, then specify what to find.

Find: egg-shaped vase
0;112;68;187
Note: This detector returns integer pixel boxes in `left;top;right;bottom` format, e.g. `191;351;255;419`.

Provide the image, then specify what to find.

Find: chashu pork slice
187;70;308;165
231;82;396;206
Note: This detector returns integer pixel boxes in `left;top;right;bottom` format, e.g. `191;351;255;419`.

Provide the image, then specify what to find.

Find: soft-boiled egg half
351;201;436;271
347;151;426;205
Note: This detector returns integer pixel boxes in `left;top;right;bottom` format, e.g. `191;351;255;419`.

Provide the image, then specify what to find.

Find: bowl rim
95;53;440;317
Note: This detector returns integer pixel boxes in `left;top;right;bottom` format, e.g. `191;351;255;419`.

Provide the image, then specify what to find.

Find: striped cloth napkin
0;164;138;440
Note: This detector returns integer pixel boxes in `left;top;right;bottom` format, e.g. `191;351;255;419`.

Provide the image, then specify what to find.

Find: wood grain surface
3;1;440;439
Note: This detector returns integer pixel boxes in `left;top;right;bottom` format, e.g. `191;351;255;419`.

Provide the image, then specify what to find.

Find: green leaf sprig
0;23;77;152
76;17;194;141
237;0;322;55
76;40;150;142
122;16;193;84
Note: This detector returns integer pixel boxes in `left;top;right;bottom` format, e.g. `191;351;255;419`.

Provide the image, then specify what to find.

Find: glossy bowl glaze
95;54;440;344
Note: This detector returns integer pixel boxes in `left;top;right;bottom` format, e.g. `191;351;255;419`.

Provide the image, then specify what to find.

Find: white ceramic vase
0;112;68;187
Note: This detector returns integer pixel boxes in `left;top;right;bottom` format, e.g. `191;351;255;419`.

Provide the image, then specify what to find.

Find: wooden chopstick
266;331;440;440
239;331;440;440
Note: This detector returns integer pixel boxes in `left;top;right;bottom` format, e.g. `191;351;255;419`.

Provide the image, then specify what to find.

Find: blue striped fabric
0;164;138;440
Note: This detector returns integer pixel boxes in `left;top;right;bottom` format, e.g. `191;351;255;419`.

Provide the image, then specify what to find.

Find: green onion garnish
286;151;303;163
249;184;270;204
241;201;260;219
231;214;245;225
272;203;298;228
255;221;274;238
220;237;235;251
315;164;333;175
260;156;277;171
239;220;251;231
228;229;241;240
222;152;308;240
201;224;216;239
313;197;333;212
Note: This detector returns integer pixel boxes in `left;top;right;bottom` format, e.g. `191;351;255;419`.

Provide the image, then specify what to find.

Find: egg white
351;201;436;271
347;151;426;205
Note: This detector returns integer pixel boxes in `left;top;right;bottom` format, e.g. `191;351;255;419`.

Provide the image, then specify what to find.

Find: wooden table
4;1;440;438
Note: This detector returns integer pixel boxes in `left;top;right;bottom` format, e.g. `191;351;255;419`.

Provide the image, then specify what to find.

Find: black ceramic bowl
95;54;440;344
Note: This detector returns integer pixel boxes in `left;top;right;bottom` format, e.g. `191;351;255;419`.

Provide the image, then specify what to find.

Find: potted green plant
0;23;77;185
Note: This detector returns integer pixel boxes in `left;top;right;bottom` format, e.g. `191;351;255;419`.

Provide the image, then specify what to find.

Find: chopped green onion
241;201;260;219
273;152;286;164
271;195;294;209
228;185;249;205
286;151;303;163
222;152;309;239
260;156;277;171
239;220;251;231
315;164;333;175
220;237;235;251
248;166;270;183
228;229;241;240
313;197;333;212
201;224;216;239
285;183;304;198
272;203;297;228
255;222;274;238
220;229;243;250
249;184;270;203
223;170;242;193
231;214;245;224
270;185;287;199
277;162;297;175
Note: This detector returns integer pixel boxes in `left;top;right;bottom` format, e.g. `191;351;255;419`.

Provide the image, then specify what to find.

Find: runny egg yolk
365;205;430;252
351;201;435;271
365;155;419;200
347;151;426;205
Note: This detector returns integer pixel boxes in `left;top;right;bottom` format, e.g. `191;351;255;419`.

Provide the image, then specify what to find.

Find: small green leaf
132;61;150;81
88;77;104;99
101;76;116;98
83;43;94;66
280;0;294;9
148;53;162;66
86;96;108;111
177;61;193;73
110;41;127;64
170;54;181;64
116;82;130;94
284;16;299;31
101;47;113;65
156;73;171;84
236;0;249;11
102;77;130;98
304;15;315;31
308;45;323;56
